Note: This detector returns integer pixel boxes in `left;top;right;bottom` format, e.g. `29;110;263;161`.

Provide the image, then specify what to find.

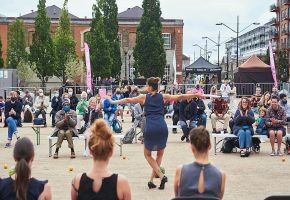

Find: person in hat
52;98;78;159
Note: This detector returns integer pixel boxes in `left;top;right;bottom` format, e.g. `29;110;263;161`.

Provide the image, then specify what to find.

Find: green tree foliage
0;35;4;68
65;56;81;81
133;0;166;78
86;2;112;78
276;48;288;82
262;48;270;65
29;0;55;87
17;60;35;87
54;0;76;83
7;19;27;68
99;0;121;77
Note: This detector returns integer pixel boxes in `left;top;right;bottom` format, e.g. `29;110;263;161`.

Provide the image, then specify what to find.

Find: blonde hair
89;119;114;161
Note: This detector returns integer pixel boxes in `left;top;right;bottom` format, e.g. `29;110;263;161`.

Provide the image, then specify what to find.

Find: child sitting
255;108;267;135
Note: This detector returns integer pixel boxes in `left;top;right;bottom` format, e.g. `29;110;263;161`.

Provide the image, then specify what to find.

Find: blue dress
144;93;168;151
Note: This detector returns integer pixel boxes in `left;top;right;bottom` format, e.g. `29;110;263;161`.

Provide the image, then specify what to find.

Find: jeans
208;101;212;110
104;113;115;128
6;117;18;140
238;129;252;149
180;120;197;138
196;113;207;127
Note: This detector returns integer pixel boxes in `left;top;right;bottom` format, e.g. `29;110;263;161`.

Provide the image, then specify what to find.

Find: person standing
106;77;201;190
220;79;231;102
4;91;22;148
76;92;89;132
0;138;51;200
51;90;62;127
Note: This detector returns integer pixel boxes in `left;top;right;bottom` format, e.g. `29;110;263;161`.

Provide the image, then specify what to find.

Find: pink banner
99;88;106;98
84;43;92;91
269;41;278;87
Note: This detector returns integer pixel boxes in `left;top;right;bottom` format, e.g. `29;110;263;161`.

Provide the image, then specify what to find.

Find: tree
276;48;288;82
133;0;166;78
261;48;270;65
0;35;4;68
54;0;76;84
17;60;35;87
99;0;122;77
86;2;112;78
7;19;27;68
65;56;81;82
29;0;55;87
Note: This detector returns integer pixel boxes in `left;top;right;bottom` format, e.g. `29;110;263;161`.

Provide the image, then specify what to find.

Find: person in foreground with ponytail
174;127;226;199
0;137;51;200
106;77;201;190
71;119;131;200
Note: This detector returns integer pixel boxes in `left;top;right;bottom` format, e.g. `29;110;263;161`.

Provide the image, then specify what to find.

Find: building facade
0;5;184;83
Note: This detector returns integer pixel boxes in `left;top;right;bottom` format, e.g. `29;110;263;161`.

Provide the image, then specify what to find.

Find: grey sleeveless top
178;162;222;199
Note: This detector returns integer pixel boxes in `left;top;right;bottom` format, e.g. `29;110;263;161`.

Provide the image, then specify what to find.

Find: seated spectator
4;91;22;147
34;89;49;127
71;119;131;200
233;97;255;157
22;90;34;123
208;85;217;110
16;90;23;106
82;97;103;156
68;88;79;111
51;90;62;127
0;137;51;200
103;91;117;128
259;91;271;110
192;85;204;97
210;90;230;133
86;88;93;100
279;93;290;118
113;88;125;122
172;92;181;133
255;108;268;136
174;127;226;199
0;96;5;123
193;96;207;127
179;92;197;142
266;96;287;156
129;86;140;121
251;86;262;114
52;98;78;159
76;91;89;132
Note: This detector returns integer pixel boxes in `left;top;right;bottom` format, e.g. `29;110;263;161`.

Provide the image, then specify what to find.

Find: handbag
33;118;44;125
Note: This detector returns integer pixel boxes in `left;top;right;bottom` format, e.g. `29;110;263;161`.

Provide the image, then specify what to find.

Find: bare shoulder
117;174;129;184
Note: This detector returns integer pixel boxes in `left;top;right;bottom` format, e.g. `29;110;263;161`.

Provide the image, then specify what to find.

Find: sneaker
71;152;76;159
181;135;186;141
212;128;217;133
270;150;276;156
4;143;11;148
83;150;88;157
276;150;283;156
223;129;228;134
53;152;58;159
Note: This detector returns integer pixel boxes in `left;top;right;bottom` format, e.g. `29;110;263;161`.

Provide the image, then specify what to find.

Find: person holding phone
52;98;78;159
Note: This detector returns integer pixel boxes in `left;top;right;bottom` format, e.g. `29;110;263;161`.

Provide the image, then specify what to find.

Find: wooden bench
212;133;290;155
48;134;125;157
1;123;44;145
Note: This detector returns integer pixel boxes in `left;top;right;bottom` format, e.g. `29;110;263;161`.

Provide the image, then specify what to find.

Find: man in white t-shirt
220;79;231;101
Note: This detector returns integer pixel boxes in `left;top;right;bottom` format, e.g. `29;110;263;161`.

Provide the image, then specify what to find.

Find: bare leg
144;148;164;183
277;130;283;151
269;130;275;150
150;149;165;181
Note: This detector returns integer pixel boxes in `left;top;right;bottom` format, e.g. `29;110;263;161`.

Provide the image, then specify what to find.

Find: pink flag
269;41;278;87
84;43;92;91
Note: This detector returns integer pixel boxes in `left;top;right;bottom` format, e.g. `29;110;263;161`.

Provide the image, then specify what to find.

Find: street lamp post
193;44;213;61
124;50;128;80
202;31;221;66
216;16;259;70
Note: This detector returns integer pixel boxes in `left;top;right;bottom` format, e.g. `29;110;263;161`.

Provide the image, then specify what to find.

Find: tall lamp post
202;31;221;66
193;44;213;61
216;16;259;70
124;50;128;80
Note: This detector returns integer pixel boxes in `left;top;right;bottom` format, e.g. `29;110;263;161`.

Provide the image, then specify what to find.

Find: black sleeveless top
0;177;47;200
77;173;118;200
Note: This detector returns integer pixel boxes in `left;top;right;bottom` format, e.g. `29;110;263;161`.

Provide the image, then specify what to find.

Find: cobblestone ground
1;104;290;200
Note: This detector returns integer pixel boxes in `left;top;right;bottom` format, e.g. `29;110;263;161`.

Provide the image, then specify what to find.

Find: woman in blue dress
107;77;201;190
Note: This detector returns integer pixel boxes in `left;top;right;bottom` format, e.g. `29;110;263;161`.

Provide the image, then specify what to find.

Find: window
162;33;171;49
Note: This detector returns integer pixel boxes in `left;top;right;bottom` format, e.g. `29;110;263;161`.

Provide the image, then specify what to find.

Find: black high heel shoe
158;176;168;190
148;181;157;189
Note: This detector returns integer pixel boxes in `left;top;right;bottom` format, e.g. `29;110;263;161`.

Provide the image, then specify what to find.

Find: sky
0;0;275;64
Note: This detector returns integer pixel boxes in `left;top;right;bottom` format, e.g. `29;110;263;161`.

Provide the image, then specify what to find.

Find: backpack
221;138;237;153
113;118;122;133
122;127;136;144
33;118;44;125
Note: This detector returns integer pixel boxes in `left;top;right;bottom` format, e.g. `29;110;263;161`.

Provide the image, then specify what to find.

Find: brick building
0;5;184;83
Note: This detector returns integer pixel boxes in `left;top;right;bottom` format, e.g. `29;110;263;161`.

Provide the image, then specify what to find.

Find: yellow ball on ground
68;166;74;171
282;157;286;162
122;156;127;160
3;164;8;169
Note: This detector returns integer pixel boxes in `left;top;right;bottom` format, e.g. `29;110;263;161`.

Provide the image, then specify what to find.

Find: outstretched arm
107;95;146;105
163;93;201;102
